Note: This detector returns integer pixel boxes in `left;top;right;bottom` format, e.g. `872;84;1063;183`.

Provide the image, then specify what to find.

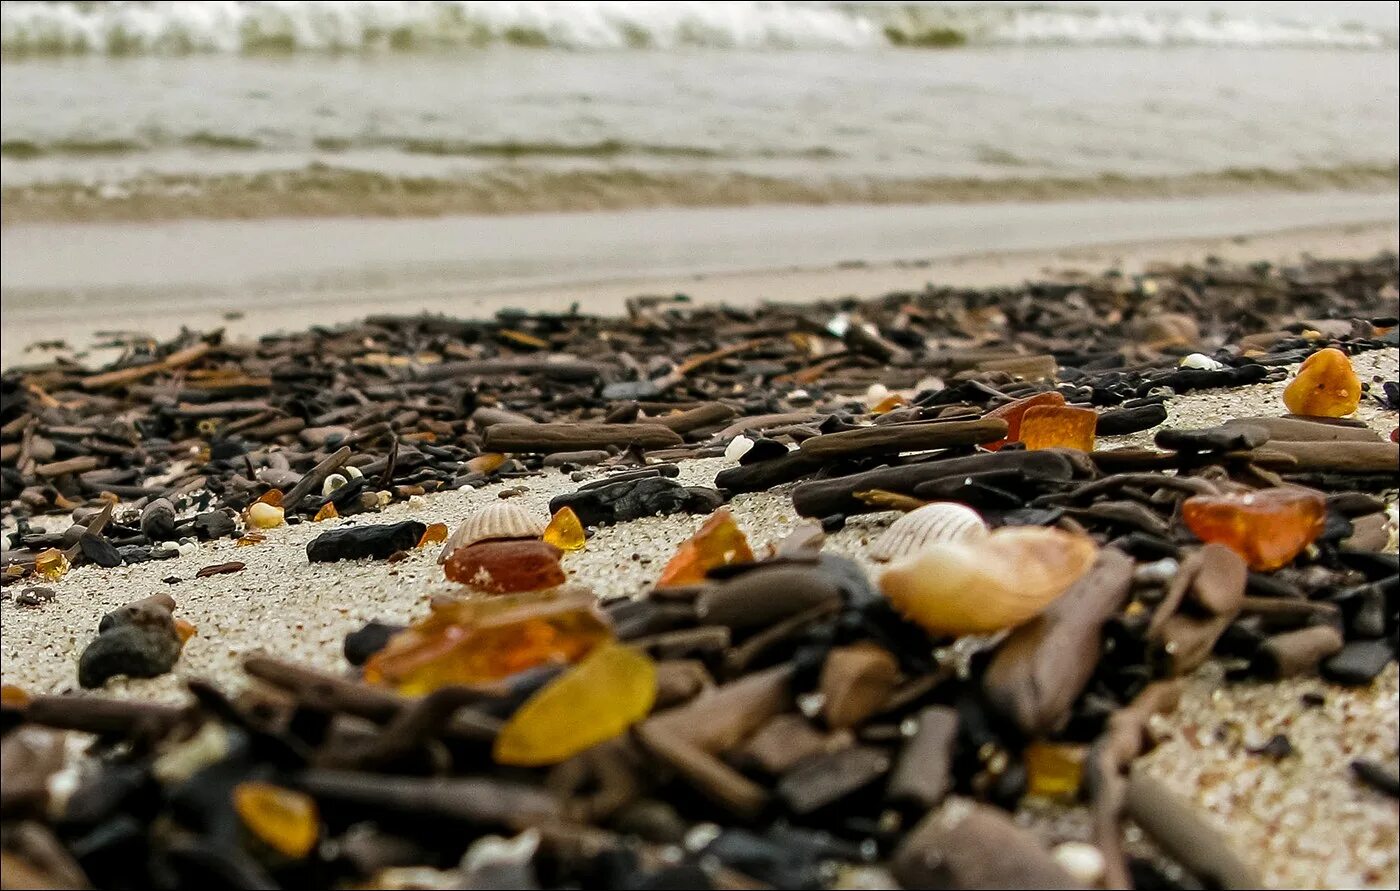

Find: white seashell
438;501;546;563
345;465;364;479
869;502;988;562
321;473;348;497
725;435;755;462
1179;352;1225;371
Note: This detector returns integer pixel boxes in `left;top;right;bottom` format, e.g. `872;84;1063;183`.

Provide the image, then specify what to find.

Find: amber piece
175;618;198;646
33;548;70;582
467;453;507;475
256;489;284;507
870;393;907;415
1;684;29;707
1182;489;1326;571
1283;348;1362;417
1024;742;1085;800
236;532;266;547
1019;405;1097;452
363;592;613;695
655;510;755;588
418;522;448;548
444;539;565;593
313;502;339;522
495;644;657;766
854;489;928;512
233;782;319;859
981;391;1066;450
543;507;587;552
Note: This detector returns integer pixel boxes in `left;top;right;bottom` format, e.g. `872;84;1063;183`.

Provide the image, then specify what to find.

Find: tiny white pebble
177;541;198;557
408;495;427;510
865;383;891;408
1180;352;1226;371
344;465;364;479
1053;842;1106;884
724;435;754;462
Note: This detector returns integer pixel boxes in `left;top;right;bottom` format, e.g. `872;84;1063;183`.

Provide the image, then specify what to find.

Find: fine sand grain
2;345;1396;889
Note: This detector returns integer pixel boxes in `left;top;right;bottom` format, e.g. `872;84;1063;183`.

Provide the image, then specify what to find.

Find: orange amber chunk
466;453;507;475
363;592;613;695
982;391;1067;451
1024;742;1085;800
1181;488;1326;571
655;509;755;588
1283;348;1361;417
444;539;565;593
1019;405;1097;452
233;782;319;859
418;523;448;547
543;507;587;552
255;489;284;507
236;532;266;547
494;644;657;766
1;684;30;708
174;618;198;646
34;548;70;582
870;394;907;415
313;502;339;522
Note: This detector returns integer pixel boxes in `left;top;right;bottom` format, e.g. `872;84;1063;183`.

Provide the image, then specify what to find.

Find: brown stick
80;342;211;390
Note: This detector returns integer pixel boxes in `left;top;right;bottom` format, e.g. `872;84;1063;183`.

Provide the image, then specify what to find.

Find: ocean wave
1;1;1393;56
4;162;1395;224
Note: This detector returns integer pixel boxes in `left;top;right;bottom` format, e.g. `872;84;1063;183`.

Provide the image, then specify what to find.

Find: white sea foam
1;1;1393;55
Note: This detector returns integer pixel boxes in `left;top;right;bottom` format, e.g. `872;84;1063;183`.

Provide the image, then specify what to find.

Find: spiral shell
869;502;989;562
438;502;546;564
878;527;1098;636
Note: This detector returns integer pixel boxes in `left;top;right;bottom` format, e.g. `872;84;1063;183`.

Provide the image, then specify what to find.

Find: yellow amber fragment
982;391;1066;451
33;548;70;582
853;489;928;512
248;502;285;529
175;618;198;646
1282;347;1361;417
236;532;266;547
655;509;755;588
494;644;657;766
233;782;319;859
1024;742;1085;800
1181;488;1326;571
256;489;284;508
363;592;613;695
1019;405;1097;452
313;502;339;522
870;394;907;415
418;523;448;547
1;684;30;708
542;507;586;552
467;453;507;475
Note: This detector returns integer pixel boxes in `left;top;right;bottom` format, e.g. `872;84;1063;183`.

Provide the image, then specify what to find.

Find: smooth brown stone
888;706;959;809
653;660;714;709
819;643;900;730
1224;416;1382;443
542;450;610;467
694;565;843;631
1125;770;1262;890
1089;447;1179;472
1190;543;1250;616
791;449;1075;518
892;798;1084;890
35;456;102;478
735;714;841;776
798;418;1008;459
296;770;560;825
485;423;683;453
984;548;1134;736
1254;625;1346;678
1156;612;1235;676
776;745;891;815
716;412;825;439
1343;513;1392;551
470;406;538;427
1254;441;1399;473
653;402;739;434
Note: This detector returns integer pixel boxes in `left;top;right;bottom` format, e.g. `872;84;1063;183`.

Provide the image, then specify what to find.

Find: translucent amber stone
363;592;612;695
34;549;70;582
256;489;284;507
655;509;755;588
982;391;1067;451
1181;489;1326;571
248;502;285;529
494;644;656;766
1024;742;1085;800
870;394;907;415
1282;348;1361;417
543;507;587;552
467;453;507;475
444;539;565;593
233;782;319;859
175;618;198;646
1019;405;1097;452
418;523;448;547
314;502;339;522
1;684;29;707
236;532;266;547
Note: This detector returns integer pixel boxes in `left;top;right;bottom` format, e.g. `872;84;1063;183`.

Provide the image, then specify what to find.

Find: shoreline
3;192;1397;367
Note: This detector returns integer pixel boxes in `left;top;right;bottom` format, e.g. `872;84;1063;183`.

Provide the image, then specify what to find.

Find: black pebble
1247;733;1294;759
306;521;428;563
1096;402;1168;436
1351;759;1400;798
1321;639;1395;686
79;533;124;568
343;621;406;666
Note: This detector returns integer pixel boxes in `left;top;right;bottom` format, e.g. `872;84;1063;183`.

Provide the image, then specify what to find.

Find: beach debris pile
0;253;1398;888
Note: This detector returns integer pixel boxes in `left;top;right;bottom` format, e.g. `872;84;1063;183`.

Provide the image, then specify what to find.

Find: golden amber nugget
1283;348;1361;417
233;782;319;859
494;644;657;766
1182;488;1326;571
1024;742;1085;800
655;509;755;587
543;506;587;551
1018;405;1097;452
363;592;613;695
443;539;566;593
981;391;1066;451
33;548;70;581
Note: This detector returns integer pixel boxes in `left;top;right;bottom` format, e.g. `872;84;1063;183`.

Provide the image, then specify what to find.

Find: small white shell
725;435;754;462
1179;352;1225;371
438;501;546;563
869;502;988;562
321;473;348;497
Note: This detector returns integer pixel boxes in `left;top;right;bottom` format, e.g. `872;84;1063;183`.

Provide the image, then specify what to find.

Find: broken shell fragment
878;527;1099;636
438;502;546;564
869;502;989;562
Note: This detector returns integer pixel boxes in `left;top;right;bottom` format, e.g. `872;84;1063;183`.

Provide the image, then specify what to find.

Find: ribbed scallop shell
869;502;988;562
438;502;546;564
